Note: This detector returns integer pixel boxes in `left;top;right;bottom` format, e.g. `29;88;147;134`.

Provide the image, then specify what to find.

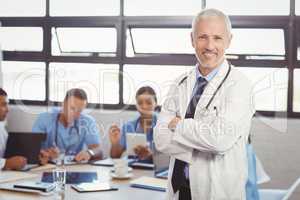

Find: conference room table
0;164;167;200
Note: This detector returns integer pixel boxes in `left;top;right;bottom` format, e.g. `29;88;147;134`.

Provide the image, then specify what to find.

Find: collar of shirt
51;107;76;128
195;60;225;82
135;113;158;133
192;60;226;97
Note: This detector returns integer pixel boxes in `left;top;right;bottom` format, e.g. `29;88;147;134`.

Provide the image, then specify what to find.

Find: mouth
203;52;217;58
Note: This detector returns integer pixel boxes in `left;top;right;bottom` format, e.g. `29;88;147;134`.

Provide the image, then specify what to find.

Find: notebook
130;176;167;192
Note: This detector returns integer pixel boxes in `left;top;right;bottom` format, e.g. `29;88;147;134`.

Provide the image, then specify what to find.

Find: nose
205;37;215;51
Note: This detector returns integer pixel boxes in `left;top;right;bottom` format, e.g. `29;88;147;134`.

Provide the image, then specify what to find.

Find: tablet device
41;172;98;184
71;182;118;193
126;132;147;156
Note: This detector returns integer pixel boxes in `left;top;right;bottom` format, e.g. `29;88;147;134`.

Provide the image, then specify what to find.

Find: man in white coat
154;9;255;200
0;88;27;170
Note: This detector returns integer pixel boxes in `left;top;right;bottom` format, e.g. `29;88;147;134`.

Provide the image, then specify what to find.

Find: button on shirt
32;108;100;155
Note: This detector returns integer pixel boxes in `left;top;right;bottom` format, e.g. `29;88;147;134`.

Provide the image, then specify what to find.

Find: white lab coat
154;60;255;200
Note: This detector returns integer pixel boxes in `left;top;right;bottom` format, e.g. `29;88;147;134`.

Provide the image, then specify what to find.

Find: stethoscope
54;113;80;153
178;62;232;117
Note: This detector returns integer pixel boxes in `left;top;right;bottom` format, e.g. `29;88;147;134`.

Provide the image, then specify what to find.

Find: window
124;0;203;16
296;0;300;15
49;63;119;104
50;0;119;16
0;27;43;52
293;69;300;112
52;27;117;56
2;61;45;100
228;29;285;59
206;0;289;15
297;22;300;60
127;28;193;56
0;0;45;17
123;65;194;105
237;67;288;111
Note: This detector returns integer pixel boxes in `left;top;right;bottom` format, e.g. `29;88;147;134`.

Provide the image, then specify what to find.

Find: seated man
32;88;102;164
0;88;27;170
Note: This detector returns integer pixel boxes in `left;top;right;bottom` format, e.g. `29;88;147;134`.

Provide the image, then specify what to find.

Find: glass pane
296;0;300;15
127;28;193;56
123;65;194;105
293;69;300;112
1;61;45;100
228;29;285;56
206;0;289;15
49;63;119;104
0;0;45;16
52;28;117;56
125;0;203;16
50;0;119;16
0;27;43;51
237;67;288;111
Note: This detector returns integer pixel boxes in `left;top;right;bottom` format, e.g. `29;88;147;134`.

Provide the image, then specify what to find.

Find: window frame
0;0;299;118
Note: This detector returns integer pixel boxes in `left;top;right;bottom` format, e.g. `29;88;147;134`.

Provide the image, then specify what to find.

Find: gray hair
192;8;232;36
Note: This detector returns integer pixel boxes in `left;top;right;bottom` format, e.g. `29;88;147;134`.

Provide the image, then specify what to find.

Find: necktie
171;76;208;193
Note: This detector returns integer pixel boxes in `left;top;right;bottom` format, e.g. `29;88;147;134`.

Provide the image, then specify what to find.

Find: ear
190;32;195;48
226;33;233;49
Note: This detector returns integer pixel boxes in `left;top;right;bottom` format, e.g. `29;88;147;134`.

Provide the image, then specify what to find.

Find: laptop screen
4;132;46;164
152;144;170;175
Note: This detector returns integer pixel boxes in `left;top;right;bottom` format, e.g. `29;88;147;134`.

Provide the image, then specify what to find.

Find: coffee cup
113;159;128;177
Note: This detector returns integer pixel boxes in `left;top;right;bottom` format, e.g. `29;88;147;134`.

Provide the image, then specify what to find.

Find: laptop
4;132;46;171
153;145;170;179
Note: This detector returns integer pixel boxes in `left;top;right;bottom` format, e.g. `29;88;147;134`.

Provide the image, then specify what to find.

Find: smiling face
136;93;157;118
191;16;232;74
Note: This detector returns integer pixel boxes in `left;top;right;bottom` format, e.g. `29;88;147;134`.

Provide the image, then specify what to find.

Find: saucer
111;167;133;173
111;172;133;179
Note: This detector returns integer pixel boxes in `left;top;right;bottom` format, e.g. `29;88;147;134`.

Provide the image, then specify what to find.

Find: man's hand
109;124;121;145
47;147;60;159
4;156;27;170
134;145;152;160
168;116;182;131
74;150;91;162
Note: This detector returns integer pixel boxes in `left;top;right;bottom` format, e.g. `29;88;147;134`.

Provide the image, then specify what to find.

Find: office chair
259;177;300;200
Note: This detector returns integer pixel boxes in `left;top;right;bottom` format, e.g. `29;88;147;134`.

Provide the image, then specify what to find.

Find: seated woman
109;86;157;161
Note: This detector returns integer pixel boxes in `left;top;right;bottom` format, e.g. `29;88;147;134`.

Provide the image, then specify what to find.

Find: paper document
0;171;38;184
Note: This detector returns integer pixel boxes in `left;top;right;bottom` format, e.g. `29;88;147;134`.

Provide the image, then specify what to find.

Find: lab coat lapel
196;60;230;111
179;69;196;118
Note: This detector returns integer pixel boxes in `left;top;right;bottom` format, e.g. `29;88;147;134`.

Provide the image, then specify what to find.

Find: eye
214;36;223;40
198;35;208;40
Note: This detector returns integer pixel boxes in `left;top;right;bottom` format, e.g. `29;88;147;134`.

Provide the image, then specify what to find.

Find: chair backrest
281;177;300;200
259;177;300;200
